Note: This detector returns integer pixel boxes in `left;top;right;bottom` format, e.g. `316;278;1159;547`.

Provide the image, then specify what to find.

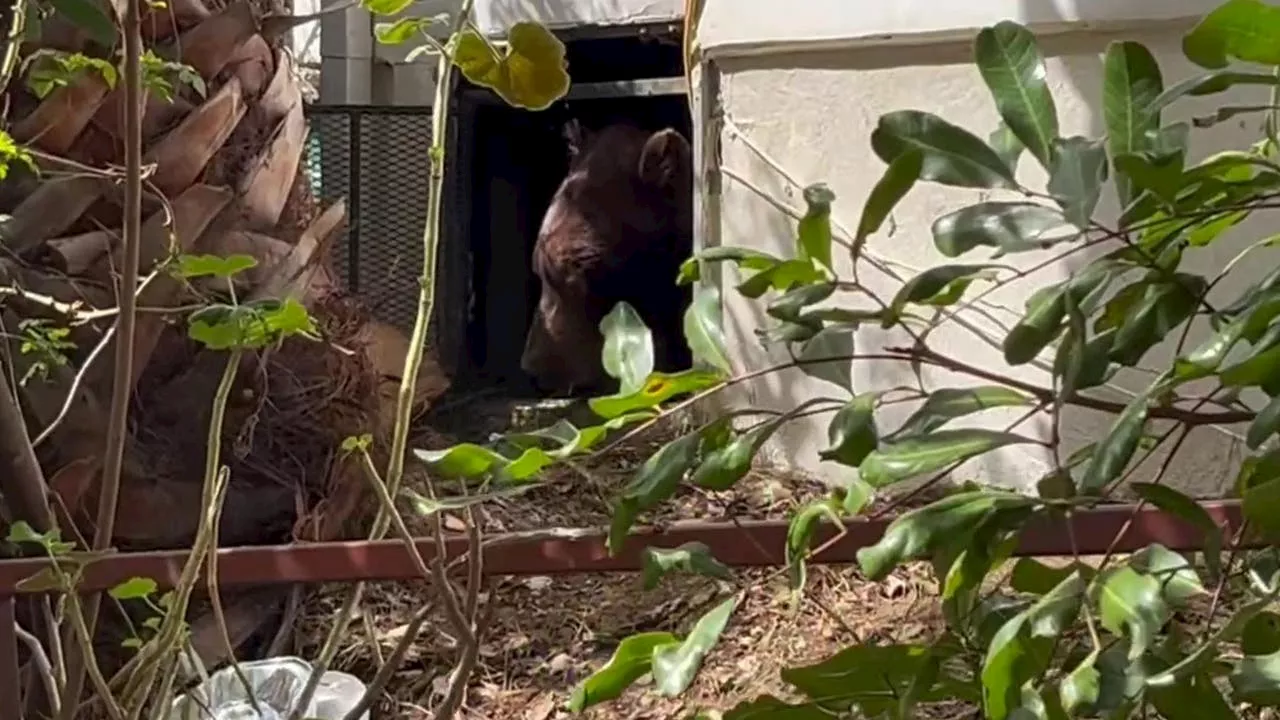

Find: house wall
696;0;1269;496
318;0;683;105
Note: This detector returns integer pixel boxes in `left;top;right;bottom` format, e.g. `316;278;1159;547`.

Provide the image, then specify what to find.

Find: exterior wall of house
694;0;1264;495
319;0;683;105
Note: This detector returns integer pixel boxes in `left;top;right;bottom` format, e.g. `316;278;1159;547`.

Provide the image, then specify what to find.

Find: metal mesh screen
302;110;352;287
301;106;435;332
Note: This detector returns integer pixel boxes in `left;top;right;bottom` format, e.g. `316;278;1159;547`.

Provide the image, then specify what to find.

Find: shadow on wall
712;0;1267;495
1024;0;1265;495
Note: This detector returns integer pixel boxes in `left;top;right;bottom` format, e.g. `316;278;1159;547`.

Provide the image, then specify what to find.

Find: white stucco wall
474;0;681;36
698;1;1268;496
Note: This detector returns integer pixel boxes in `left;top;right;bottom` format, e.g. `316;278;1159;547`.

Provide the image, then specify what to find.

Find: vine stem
291;3;478;718
110;347;238;717
14;623;59;717
597;344;1247;465
62;0;145;708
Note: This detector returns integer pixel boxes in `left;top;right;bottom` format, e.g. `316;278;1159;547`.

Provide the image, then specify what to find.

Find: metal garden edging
0;500;1248;719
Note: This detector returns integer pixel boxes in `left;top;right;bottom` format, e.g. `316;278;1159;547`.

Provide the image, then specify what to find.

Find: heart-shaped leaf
451;23;569;110
109;576;157;600
175;253;258;279
375;17;436;44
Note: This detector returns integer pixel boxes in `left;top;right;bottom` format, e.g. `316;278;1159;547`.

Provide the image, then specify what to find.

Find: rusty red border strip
0;501;1244;595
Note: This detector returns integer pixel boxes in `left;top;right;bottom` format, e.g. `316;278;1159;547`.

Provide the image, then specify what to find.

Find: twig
31;271;161;447
63;591;126;720
121;348;241;715
356;448;433;581
1203;519;1250;638
16;621;61;717
1095;426;1194;573
65;0;146;706
287;585;364;718
339;599;438;720
902;346;1251;426
0;0;27;103
205;462;261;713
339;3;484;719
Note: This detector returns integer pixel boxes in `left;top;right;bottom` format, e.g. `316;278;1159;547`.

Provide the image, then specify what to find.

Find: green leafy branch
283;3;571;719
138;49;205;102
402;0;1280;717
22;48;117;98
363;0;569;111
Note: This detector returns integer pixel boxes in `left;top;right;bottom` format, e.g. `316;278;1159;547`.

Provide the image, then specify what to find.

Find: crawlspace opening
450;29;691;398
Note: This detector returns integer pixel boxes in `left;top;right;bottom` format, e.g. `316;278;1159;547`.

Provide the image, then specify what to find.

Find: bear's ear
564;119;589;158
639;128;692;188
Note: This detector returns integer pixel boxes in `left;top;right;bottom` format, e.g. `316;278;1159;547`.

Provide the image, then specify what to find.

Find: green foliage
640;543;732;590
16;318;76;385
450;23;569;110
186;297;318;350
362;0;414;16
571;595;740;710
24;49;117;98
375;15;446;45
393;2;1280;717
0;131;35;182
973;21;1059;169
567;632;679;711
931;202;1071;257
176;253;257;279
138;50;205;102
600;302;655;396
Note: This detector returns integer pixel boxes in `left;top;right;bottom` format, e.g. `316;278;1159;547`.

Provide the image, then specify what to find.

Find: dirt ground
295;394;968;719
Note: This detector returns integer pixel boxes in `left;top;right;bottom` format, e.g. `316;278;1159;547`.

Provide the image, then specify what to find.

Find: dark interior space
441;24;692;395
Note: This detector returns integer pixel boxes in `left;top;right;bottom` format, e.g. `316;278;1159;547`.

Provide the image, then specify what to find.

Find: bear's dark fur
520;121;694;395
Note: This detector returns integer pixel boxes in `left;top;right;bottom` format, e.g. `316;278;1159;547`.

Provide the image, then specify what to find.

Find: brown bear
520;120;694;396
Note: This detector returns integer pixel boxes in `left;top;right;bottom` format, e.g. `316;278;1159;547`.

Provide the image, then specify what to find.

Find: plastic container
167;656;369;720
